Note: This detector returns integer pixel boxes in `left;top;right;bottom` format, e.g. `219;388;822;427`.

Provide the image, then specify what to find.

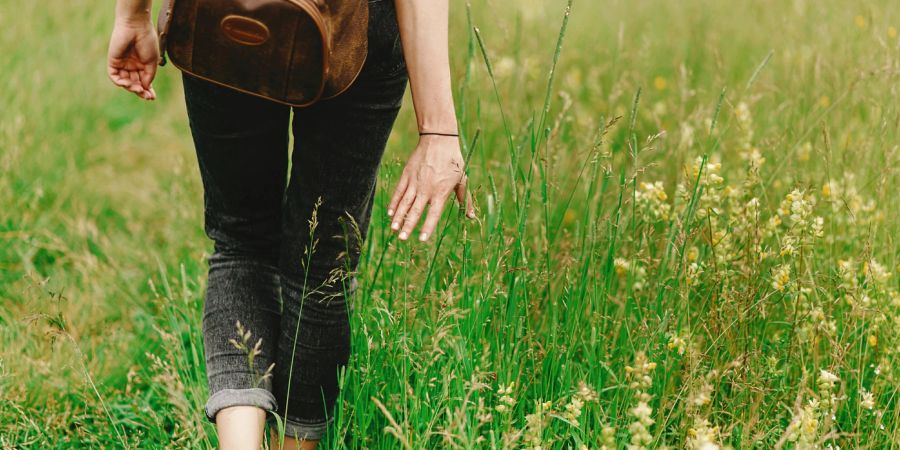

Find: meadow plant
2;0;899;448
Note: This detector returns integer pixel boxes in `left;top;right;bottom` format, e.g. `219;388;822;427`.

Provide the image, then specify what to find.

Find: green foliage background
1;0;898;448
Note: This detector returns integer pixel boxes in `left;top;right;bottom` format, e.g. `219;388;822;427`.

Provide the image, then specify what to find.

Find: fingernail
387;209;394;217
391;222;399;230
419;232;427;241
399;231;408;240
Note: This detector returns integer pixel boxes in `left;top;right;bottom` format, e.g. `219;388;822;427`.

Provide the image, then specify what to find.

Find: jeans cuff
205;388;278;422
266;414;332;441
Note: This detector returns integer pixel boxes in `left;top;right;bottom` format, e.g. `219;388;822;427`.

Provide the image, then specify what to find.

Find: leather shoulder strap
156;0;176;66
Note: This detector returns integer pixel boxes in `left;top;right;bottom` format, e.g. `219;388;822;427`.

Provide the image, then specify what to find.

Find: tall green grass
1;0;898;448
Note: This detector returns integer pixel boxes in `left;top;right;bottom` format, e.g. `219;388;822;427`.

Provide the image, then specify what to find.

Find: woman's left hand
107;15;159;100
387;135;476;242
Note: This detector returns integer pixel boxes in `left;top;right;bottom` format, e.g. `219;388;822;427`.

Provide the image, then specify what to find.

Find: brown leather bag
157;0;368;107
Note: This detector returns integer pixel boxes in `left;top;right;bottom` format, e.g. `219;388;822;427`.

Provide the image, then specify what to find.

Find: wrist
418;133;459;146
115;2;153;26
116;14;152;27
417;132;461;151
418;126;459;138
417;112;457;135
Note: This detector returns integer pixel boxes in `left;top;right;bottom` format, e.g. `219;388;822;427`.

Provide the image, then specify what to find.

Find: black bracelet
419;131;459;137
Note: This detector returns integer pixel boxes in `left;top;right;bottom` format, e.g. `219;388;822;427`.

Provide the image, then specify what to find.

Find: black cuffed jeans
181;0;407;440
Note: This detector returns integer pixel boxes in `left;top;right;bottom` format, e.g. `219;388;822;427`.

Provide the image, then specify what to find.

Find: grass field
2;0;899;448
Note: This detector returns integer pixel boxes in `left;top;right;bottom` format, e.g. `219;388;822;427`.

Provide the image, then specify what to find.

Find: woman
107;0;475;448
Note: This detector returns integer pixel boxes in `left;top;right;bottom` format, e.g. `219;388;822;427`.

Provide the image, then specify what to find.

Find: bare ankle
268;428;319;450
215;405;266;450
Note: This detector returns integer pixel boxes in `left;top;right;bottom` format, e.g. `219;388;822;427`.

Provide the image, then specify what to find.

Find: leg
218;406;267;450
269;427;318;450
181;72;290;448
268;3;409;443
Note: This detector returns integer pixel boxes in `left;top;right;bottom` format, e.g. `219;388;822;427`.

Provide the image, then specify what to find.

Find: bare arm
387;0;476;242
108;0;159;100
394;0;456;133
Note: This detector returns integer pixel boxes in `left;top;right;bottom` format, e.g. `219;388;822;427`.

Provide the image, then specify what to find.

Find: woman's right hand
107;16;159;101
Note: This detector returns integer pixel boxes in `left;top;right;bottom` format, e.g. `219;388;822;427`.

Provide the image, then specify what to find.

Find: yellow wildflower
772;264;791;292
614;258;630;277
654;76;667;91
668;334;687;355
797;142;812;161
563;208;576;225
687;247;699;262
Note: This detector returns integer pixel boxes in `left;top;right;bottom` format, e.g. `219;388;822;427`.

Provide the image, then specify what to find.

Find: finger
137;69;148;90
391;186;417;232
387;173;409;218
108;68;131;87
110;75;132;88
139;69;151;91
454;175;466;205
419;196;448;241
128;83;145;95
465;189;476;218
112;69;139;90
140;64;157;91
138;86;156;101
107;66;121;85
399;195;429;241
130;84;151;100
456;175;476;218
